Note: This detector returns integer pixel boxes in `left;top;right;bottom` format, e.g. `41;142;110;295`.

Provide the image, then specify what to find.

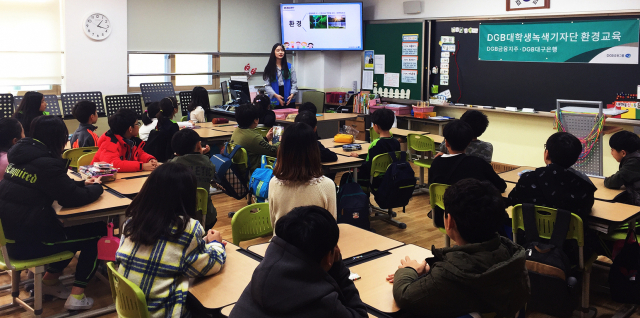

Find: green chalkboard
364;22;424;100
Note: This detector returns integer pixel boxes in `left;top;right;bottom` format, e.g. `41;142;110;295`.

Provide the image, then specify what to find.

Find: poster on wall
362;70;374;90
402;42;419;55
479;19;639;64
384;72;400;87
374;54;385;74
364;50;374;69
401;70;417;84
401;56;419;69
403;34;419;42
507;0;550;11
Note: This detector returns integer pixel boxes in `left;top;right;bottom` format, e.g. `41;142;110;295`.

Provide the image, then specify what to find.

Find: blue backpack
210;143;249;200
337;173;371;230
249;156;276;203
372;151;416;209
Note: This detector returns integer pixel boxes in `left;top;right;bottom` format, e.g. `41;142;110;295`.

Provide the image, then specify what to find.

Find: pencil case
334;134;354;144
342;144;362;151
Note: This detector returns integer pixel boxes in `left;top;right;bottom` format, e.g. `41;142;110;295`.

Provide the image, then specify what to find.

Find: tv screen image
281;3;363;51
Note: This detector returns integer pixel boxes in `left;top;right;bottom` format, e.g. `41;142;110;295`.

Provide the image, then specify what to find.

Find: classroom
1;0;640;317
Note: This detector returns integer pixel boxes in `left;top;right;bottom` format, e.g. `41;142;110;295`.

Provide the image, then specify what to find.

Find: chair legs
581;267;591;318
370;206;407;229
0;267;44;317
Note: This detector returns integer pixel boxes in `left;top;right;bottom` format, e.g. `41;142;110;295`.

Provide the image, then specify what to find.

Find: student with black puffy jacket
0;116;106;311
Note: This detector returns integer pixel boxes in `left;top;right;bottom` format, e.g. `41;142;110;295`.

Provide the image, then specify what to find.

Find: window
128;54;169;87
175;54;212;86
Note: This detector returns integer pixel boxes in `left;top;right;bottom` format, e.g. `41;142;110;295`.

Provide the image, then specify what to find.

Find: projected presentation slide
281;3;363;51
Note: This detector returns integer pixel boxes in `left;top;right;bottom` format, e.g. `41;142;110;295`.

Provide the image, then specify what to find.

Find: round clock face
83;13;111;41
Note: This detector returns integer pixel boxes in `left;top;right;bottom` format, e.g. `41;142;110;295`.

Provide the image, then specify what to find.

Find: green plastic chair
367;151;409;229
263;156;276;169
407;134;435;188
428;183;451;247
106;262;150;318
181;115;188;122
511;204;597;315
63;146;98;169
255;127;270;138
0;219;74;317
77;152;96;167
231;203;272;246
196;187;209;226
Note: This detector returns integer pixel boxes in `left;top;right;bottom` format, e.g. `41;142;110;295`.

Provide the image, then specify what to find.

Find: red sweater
92;130;155;172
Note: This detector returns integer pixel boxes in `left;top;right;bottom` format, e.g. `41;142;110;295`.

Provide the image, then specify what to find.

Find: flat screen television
280;2;363;51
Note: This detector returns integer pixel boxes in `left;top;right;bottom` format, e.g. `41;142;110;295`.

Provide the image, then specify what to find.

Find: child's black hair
253;94;271;111
275;205;339;263
188;86;210;112
13;91;44;136
72;100;97;124
294;111;317;128
443;120;474;152
158;97;176;120
299;102;317;114
235;103;259;128
444;178;504;243
0;118;23;153
123;162;197;245
108;108;138;136
30;116;68;159
545;132;582;169
460;110;489;138
172;129;201;156
371;109;395;131
609;130;640;154
142;102;160;126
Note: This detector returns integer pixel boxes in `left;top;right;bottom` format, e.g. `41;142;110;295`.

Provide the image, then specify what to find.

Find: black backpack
609;229;640;304
337;173;370;230
144;129;174;162
372;151;416;209
522;203;577;317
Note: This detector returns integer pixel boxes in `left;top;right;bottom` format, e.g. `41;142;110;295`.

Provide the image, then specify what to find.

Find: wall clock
84;13;111;40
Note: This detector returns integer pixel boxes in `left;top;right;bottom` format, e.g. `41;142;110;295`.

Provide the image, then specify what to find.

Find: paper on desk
362;70;374;90
374;54;385;74
384;73;400;88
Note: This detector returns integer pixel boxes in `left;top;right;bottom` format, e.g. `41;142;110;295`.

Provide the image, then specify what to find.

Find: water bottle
339;96;343;104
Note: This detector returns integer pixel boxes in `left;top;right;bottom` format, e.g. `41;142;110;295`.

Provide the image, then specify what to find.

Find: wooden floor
0;166;638;317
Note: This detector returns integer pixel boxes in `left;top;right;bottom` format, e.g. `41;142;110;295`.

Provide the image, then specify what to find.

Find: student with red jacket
92;108;157;172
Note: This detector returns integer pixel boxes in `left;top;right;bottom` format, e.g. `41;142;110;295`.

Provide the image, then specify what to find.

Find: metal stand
13;95;61;116
556;99;604;177
0;93;14;119
105;94;143;117
179;91;192;115
140;82;177;108
61;92;106;118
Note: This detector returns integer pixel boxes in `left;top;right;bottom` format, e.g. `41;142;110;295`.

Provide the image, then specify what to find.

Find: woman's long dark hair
0;118;23;153
30;116;68;159
13;91;44;137
123;162;197;245
142;102;160;125
273;122;323;182
263;43;290;82
188;86;210;112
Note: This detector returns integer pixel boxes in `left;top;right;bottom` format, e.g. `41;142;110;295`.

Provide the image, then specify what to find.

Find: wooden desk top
318;113;359;121
221;304;234;317
335;143;370;157
590;200;640;224
498;166;536;183
210;125;238;133
322;154;364;167
192;128;233;139
425;133;444;144
350;244;433;313
319;138;366;148
189;242;260;309
503;182;515;198
247;224;404;259
199;121;237;128
116;170;152;180
104;176;148;196
56;191;131;218
389;128;428;137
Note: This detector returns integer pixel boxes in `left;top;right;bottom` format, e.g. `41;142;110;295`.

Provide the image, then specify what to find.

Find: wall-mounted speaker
403;1;422;14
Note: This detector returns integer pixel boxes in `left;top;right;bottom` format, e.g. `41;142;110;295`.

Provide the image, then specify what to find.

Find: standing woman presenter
263;43;298;109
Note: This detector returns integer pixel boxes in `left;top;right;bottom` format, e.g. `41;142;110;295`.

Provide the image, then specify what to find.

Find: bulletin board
429;15;640;112
364;22;425;100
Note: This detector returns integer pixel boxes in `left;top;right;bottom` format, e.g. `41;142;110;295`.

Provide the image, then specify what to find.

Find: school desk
116;170;153;180
103;176;148;196
55;189;131;221
189;242;260;310
220;304;380;318
319;138;366;148
335;143;371;157
349;244;434;314
389;128;429;137
198;121;237;128
498;166;536;183
209;125;238;133
424;133;445;144
247;224;404;260
503;182;515;197
396;115;453;135
192;128;233;141
322;155;363;181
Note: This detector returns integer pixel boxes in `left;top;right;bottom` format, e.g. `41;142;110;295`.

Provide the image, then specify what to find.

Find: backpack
144;129;174;162
522;203;577;317
337;173;370;230
249;156;275;203
210;143;249;200
609;229;640;304
372;151;416;209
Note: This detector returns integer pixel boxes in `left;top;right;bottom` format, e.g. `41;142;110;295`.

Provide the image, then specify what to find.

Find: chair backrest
63;147;99;168
106;262;150;318
181;116;188;122
511;204;584;247
263;155;276;169
407;134;435;153
227;143;248;167
254;127;270;138
429;183;450;230
196;187;209;216
0;219;15;270
369;128;379;142
77;152;96;167
370;151;407;179
231;203;272;246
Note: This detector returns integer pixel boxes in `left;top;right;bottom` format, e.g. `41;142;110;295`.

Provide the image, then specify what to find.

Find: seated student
144;97;180;162
139;102;160;142
116;163;226;318
13;91;47;137
0;118;24;181
604;130;640;205
169;129;217;228
92;108;158;172
508;132;596;219
0;115;105;310
299;101;318;114
387;179;529;318
70;101;99;148
437;110;493;162
188;86;209;123
295;111;338;163
253;94;276;127
230;205;368;318
350;109;400;186
230;103;279;172
268;123;337;231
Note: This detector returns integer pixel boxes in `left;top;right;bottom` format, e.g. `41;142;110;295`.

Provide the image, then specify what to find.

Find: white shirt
190;106;206;123
139;118;158;141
